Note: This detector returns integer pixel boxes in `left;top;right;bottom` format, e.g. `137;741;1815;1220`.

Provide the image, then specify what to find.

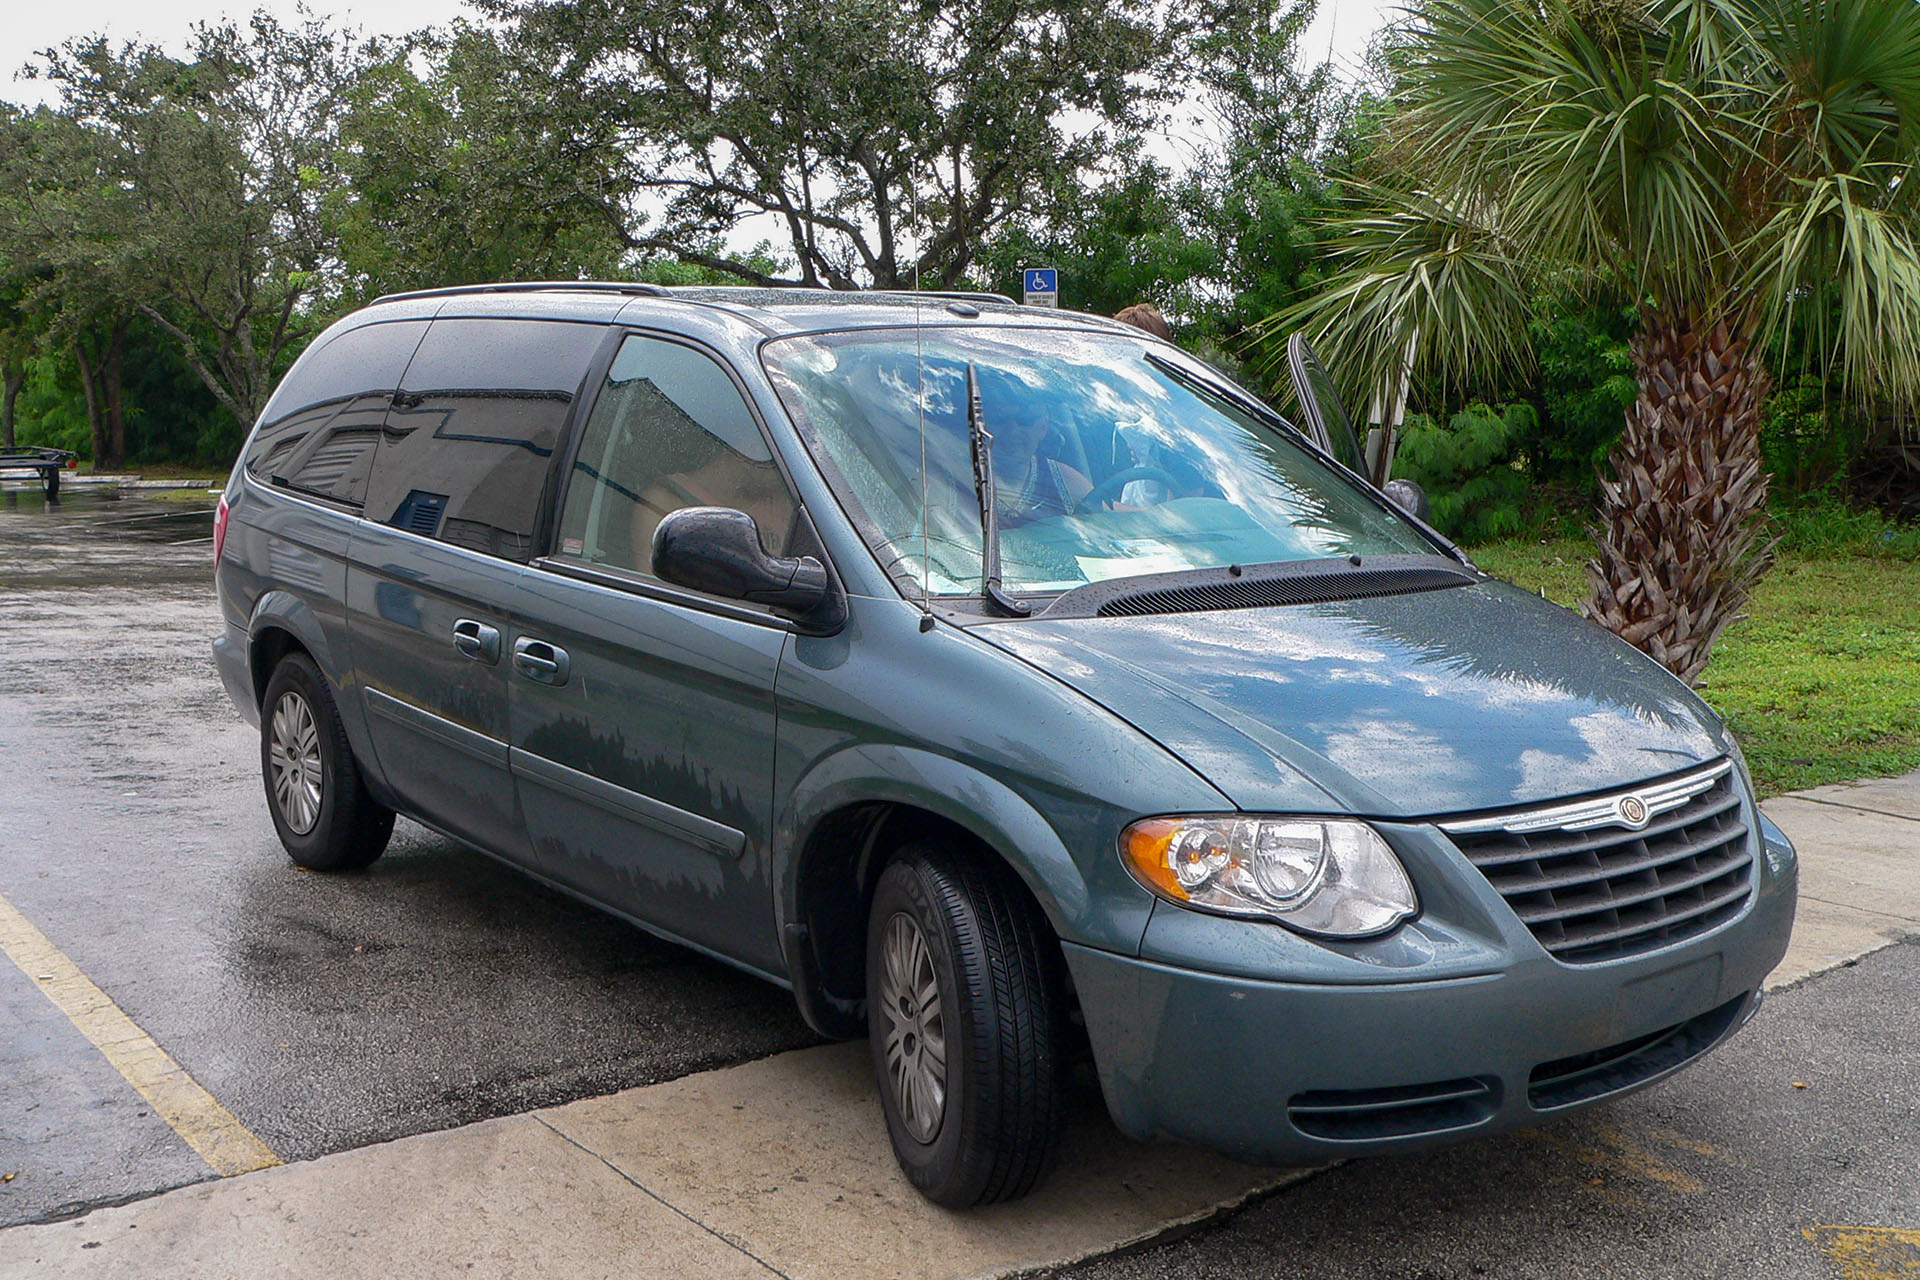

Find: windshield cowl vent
1090;561;1476;619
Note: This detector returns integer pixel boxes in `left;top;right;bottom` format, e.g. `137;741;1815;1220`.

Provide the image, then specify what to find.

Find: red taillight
213;493;230;566
65;458;78;470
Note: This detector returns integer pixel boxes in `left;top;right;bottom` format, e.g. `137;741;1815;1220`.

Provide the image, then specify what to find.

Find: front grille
1529;993;1750;1110
1288;1076;1499;1142
1439;761;1753;964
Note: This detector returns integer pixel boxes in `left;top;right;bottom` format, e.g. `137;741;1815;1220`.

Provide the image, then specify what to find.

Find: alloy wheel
269;691;323;835
879;910;948;1143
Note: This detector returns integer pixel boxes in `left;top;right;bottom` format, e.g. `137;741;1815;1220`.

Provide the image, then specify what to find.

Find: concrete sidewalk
3;771;1915;1280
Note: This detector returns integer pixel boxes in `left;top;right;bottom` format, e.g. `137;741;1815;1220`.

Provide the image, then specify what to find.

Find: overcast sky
1;0;472;107
3;0;1398;110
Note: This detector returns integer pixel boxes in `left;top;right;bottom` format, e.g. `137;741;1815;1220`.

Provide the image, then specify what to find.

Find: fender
775;744;1113;948
774;741;1155;957
247;590;391;799
774;741;1147;1039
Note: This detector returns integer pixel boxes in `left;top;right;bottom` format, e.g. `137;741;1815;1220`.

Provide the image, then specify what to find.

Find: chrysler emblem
1617;795;1650;828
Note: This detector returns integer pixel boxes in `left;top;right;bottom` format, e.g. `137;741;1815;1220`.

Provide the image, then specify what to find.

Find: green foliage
1771;495;1920;562
1391;401;1537;543
14;357;91;456
10;324;230;465
477;0;1191;289
1523;301;1636;490
120;324;233;465
629;250;791;288
1758;376;1868;499
977;1;1344;366
1276;0;1920;416
10;15;375;435
330;25;629;304
977;150;1214;317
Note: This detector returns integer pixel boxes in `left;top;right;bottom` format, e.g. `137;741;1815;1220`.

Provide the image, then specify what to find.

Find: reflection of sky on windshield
763;327;1430;597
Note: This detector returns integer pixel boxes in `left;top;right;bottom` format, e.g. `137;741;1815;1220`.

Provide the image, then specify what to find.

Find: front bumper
1063;815;1797;1165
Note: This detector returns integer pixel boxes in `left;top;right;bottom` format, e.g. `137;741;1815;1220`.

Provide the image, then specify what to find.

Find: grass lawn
1472;537;1920;797
137;485;227;504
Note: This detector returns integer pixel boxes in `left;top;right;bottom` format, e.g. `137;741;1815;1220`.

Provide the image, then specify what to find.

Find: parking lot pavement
1046;938;1920;1280
4;487;1920;1279
2;899;1914;1280
0;490;820;1226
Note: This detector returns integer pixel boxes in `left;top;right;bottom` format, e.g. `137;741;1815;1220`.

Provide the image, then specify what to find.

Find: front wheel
260;653;394;871
866;843;1066;1207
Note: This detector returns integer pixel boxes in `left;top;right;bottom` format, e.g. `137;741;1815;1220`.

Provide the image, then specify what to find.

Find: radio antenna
912;182;934;627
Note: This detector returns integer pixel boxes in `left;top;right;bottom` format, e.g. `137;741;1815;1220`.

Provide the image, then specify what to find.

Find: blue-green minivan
214;284;1796;1206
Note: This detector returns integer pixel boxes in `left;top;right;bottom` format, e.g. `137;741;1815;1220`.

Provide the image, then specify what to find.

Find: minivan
214;282;1797;1207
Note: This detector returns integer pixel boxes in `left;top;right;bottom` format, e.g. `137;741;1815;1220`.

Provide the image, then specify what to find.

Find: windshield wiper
965;363;1031;617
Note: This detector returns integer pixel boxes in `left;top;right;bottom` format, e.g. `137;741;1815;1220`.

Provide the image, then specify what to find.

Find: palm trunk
1584;310;1773;685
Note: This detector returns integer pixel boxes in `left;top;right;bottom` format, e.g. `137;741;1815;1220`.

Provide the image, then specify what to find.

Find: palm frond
1393;0;1745;301
1747;166;1920;403
1750;0;1920;178
1249;185;1539;411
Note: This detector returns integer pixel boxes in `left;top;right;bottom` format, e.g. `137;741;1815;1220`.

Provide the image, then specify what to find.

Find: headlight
1121;815;1417;937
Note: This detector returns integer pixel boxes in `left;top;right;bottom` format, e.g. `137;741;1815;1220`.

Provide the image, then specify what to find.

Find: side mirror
652;507;841;630
1383;478;1430;521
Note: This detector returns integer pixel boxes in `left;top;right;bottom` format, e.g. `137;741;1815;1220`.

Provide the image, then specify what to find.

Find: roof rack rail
372;280;671;304
866;289;1017;306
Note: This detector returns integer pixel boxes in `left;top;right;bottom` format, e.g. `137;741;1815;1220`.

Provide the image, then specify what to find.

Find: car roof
356;281;1145;340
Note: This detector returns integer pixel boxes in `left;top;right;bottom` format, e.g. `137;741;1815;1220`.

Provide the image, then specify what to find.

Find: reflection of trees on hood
1325;586;1706;737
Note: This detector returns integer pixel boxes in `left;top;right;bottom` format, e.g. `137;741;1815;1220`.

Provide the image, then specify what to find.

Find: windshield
762;326;1437;600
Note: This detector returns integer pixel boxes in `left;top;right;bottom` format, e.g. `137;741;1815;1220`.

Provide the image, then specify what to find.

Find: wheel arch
774;746;1094;1039
246;591;338;703
247;591;388;799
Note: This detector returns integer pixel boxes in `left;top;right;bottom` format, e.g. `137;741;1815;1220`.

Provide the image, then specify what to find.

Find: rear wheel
866;842;1066;1206
261;653;393;871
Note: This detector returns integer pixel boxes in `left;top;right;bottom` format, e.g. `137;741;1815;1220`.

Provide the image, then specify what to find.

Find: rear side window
244;320;428;506
554;334;799;580
363;319;603;562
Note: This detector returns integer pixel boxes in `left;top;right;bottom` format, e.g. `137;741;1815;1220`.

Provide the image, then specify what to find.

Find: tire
866;842;1066;1207
260;652;394;871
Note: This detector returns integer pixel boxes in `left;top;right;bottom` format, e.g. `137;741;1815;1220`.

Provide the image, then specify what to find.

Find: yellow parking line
1805;1225;1920;1279
0;890;281;1176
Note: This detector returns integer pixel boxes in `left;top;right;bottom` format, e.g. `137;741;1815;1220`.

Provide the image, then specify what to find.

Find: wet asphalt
1047;942;1920;1280
2;485;1918;1280
0;486;819;1227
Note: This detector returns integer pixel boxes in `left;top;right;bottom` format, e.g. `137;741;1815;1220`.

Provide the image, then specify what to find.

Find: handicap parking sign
1022;267;1058;308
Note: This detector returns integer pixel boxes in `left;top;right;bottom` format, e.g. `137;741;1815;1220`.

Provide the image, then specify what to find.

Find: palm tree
1263;0;1920;684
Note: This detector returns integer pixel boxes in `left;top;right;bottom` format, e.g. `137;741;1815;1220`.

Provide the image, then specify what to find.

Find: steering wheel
1080;465;1181;511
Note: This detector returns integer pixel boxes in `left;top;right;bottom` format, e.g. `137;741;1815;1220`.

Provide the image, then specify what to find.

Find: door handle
511;636;571;685
452;618;500;664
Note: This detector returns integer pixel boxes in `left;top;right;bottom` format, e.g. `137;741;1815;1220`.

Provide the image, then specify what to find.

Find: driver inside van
985;391;1092;528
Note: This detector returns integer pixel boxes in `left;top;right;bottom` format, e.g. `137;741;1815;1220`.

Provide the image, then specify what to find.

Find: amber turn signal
1120;816;1190;901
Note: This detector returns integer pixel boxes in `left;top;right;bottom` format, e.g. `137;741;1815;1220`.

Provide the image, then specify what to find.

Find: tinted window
244;320;428;506
555;335;798;579
364;319;603;562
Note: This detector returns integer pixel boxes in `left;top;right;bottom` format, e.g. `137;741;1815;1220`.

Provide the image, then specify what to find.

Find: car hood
980;579;1729;818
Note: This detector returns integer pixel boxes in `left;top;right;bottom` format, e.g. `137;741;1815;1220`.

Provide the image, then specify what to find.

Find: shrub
1523;302;1637;491
1759;375;1865;499
1392;401;1539;543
